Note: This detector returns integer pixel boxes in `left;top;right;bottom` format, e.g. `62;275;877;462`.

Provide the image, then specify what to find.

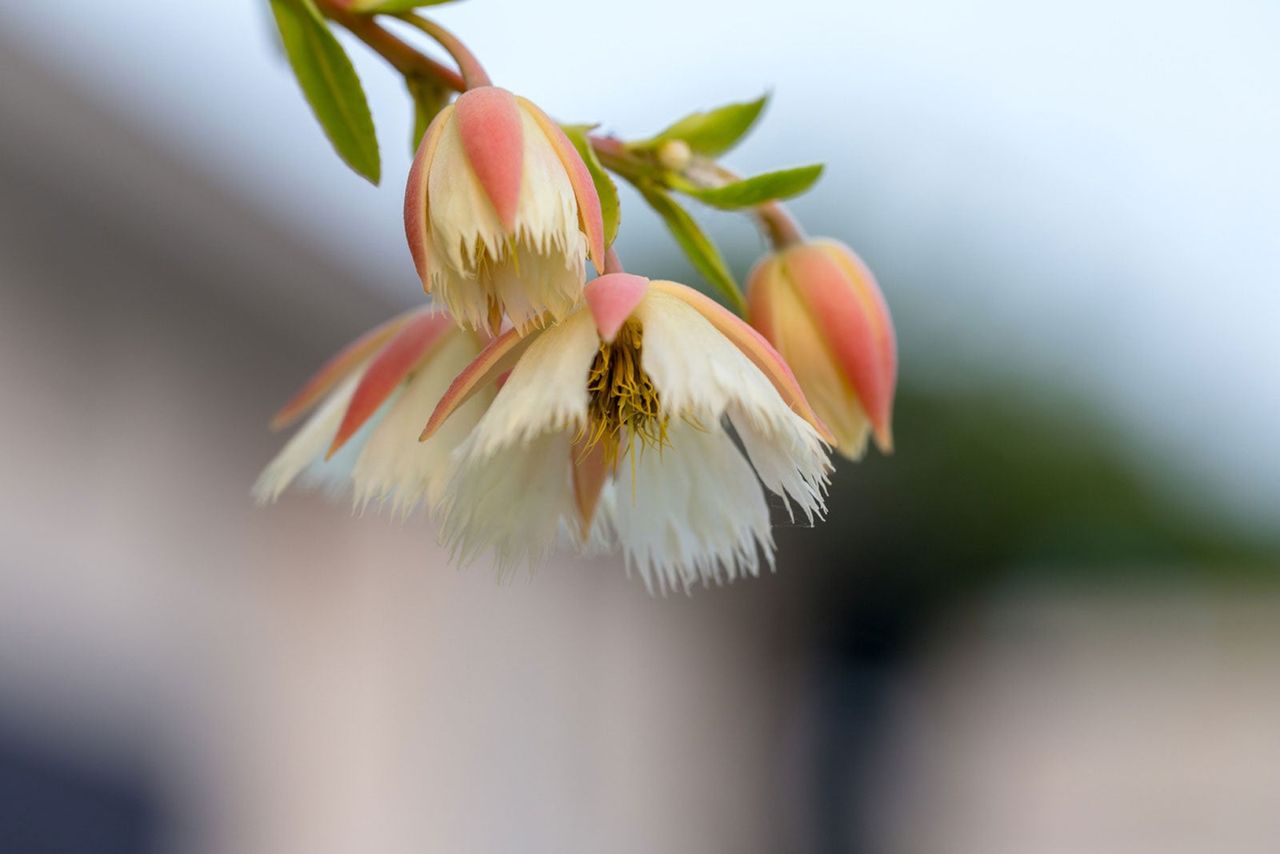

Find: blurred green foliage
789;383;1279;626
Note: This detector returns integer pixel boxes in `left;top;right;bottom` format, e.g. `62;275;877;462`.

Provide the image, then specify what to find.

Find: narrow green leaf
562;124;620;247
636;94;768;158
270;0;380;183
637;184;745;314
407;75;450;152
678;164;824;210
350;0;458;12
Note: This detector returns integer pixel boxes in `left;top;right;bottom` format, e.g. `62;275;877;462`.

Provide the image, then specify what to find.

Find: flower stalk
396;13;492;90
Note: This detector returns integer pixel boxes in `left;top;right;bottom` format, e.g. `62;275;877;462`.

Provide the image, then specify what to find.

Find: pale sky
5;0;1278;526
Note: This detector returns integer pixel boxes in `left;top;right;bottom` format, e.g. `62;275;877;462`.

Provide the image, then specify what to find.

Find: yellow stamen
577;320;668;468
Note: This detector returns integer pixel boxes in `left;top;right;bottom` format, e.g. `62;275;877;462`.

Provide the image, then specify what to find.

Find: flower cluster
258;2;897;592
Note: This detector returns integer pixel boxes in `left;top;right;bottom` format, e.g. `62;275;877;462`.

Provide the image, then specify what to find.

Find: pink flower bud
747;239;897;459
404;86;606;334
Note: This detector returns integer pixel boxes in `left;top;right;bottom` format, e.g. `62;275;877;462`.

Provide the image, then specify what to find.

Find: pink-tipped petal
454;87;524;232
420;327;536;441
325;312;453;459
584;273;649;342
570;438;610;541
521;99;607;269
403;104;454;289
270;309;424;431
650;280;836;444
794;242;897;451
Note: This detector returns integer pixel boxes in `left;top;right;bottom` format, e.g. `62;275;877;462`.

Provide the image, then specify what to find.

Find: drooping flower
422;273;835;593
254;308;494;516
404;86;607;334
747;238;897;459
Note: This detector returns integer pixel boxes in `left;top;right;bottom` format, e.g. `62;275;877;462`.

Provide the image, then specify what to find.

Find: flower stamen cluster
579;319;669;469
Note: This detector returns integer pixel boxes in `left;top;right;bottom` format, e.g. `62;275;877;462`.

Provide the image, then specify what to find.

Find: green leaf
637;184;745;314
562;124;620;248
350;0;458;12
406;75;451;152
636;94;768;158
270;0;380;183
677;164;824;210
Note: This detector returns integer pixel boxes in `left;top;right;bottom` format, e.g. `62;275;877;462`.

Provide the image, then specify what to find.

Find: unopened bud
747;239;897;458
404;86;606;333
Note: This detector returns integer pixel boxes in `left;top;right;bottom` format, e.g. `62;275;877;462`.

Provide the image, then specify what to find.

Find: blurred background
1;1;1277;852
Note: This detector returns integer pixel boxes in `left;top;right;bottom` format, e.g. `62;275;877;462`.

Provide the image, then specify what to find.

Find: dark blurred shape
0;725;158;854
783;387;1279;853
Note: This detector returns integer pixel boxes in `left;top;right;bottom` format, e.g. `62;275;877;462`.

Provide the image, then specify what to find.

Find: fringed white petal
427;265;491;333
461;309;598;459
637;290;787;428
252;373;359;504
487;240;585;330
511;106;585;266
299;397;395;501
426;116;507;273
439;431;577;577
426;108;586;331
569;490;616;556
610;421;774;595
350;331;490;518
730;404;830;524
637;289;831;519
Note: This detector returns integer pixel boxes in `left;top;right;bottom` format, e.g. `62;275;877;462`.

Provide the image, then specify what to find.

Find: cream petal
573;484;616;556
518;96;606;269
439;430;578;576
300;402;392;501
253;373;360;504
429;239;585;333
636;290;830;518
730;404;830;525
351;330;491;518
428;265;492;334
637;289;780;426
427;115;507;274
488;240;584;330
512;106;583;262
610;421;774;595
462;308;599;459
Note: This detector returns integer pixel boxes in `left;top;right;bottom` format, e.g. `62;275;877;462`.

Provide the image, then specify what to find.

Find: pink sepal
454;87;524;232
403;104;454;290
585;273;649;342
571;439;610;542
269;309;424;432
420;327;537;441
325;312;452;459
